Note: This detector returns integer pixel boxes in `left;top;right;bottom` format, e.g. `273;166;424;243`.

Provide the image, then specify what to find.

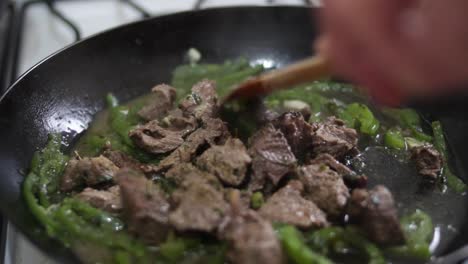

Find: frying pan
0;6;468;263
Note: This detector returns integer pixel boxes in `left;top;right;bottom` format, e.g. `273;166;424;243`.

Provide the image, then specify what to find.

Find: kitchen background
0;0;319;263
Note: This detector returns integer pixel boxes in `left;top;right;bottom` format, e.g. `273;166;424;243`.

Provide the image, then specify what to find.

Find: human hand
318;0;468;105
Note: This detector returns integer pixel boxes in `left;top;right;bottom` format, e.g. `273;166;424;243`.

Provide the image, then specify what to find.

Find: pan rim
1;5;317;102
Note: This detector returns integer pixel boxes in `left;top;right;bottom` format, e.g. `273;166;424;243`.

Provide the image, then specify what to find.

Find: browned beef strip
298;164;350;217
137;84;177;121
218;209;283;264
196;138;251;186
156;118;230;172
179;79;219;120
311;117;359;159
60;156;119;192
75;186;122;214
272;111;315;159
116;168;171;244
259;180;328;228
102;150;144;172
130;100;201;155
308;153;368;188
248;124;297;191
347;185;405;246
410;145;443;180
165;163;221;189
129;120;185;154
169;179;228;232
159;108;198;136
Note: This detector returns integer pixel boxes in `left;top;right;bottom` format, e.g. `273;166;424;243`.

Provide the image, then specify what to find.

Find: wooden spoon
222;55;330;103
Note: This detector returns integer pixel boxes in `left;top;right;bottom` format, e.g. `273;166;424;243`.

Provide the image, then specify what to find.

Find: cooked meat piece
165;163;226;232
272;111;315;158
165;163;221;190
156;118;230;172
311;117;359;159
308;153;368;188
130;108;199;156
248;124;297;191
131;97;202;155
137;84;177;121
129;120;185;154
259;180;328;228
308;153;352;175
218;209;283;264
159;108;198;136
75;186;122;214
116;168;171;244
179;79;218;120
410;145;443;180
197;117;231;144
102;150;144;172
169;180;228;232
60;156;119;192
298;164;350;217
347;185;405;246
196;138;251;186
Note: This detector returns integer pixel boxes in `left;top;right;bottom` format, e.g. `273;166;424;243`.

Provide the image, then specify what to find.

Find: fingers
320;0;421;105
321;0;468;103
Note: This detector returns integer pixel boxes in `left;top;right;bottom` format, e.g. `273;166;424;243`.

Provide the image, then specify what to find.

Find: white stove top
17;0;313;75
6;1;317;263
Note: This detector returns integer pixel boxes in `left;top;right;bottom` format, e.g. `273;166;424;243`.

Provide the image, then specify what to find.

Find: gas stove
0;1;318;263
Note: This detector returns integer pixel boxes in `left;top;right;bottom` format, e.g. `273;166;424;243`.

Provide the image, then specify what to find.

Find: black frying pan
0;6;467;263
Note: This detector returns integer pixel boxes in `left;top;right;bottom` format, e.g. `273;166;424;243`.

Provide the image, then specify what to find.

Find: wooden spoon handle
258;55;330;93
223;55;330;102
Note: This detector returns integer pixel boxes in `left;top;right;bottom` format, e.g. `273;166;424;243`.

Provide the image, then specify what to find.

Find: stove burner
43;0;82;41
0;0;154;94
122;0;151;18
